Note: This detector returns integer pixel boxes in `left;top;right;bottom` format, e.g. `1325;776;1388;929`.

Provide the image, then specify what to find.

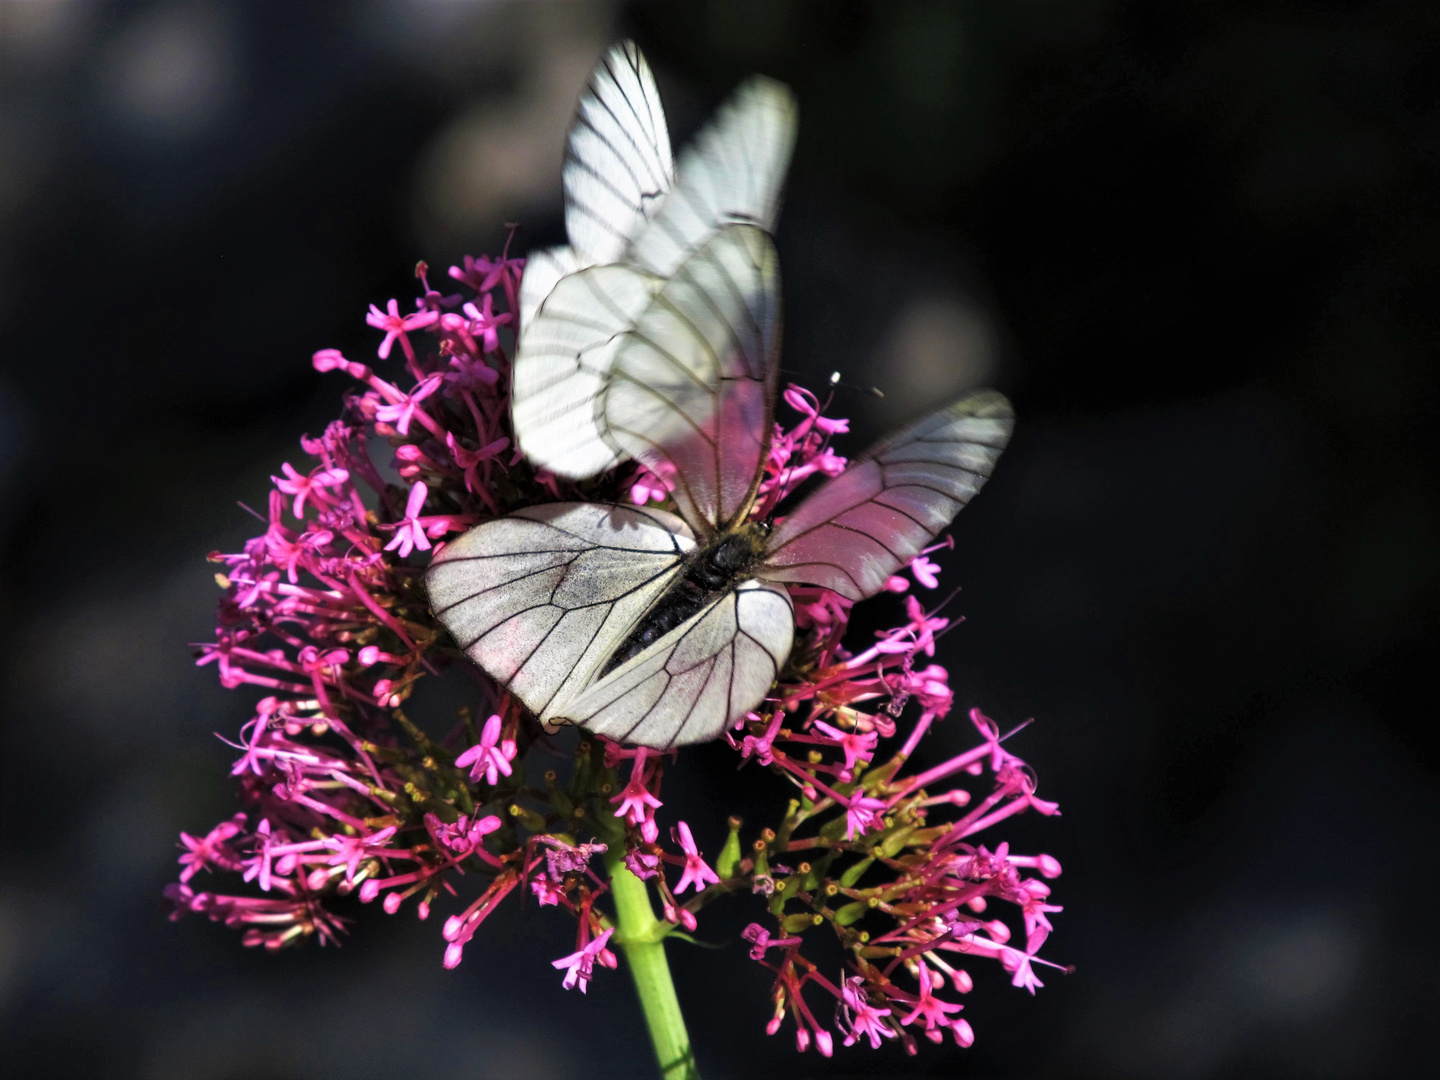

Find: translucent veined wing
564;40;674;268
601;223;780;536
513;55;796;476
517;41;673;331
560;579;793;748
512;264;667;477
517;246;580;336
759;392;1014;601
425;502;693;723
629;76;798;279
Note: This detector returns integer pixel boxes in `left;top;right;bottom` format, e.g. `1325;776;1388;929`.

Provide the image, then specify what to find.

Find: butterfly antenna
999;717;1036;742
926;583;972;643
773;368;884;398
829;370;884;398
761;373;862;523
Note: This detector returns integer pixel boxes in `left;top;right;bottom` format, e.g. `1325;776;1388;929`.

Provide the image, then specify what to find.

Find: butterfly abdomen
600;524;772;675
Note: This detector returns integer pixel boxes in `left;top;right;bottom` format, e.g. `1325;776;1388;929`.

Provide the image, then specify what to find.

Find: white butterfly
512;40;799;479
427;223;1013;749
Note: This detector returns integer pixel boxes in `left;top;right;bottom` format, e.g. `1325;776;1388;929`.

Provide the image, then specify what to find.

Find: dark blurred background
1;2;1436;1077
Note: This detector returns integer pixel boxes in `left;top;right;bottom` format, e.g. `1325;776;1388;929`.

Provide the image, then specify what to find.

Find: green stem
605;849;700;1080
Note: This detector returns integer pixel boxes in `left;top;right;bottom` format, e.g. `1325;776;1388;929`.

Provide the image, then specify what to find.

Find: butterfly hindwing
602;223;780;535
513;263;666;477
560;578;793;748
425;502;694;721
759;392;1014;601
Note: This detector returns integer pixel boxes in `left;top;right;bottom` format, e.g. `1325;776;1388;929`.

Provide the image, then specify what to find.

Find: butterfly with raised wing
512;40;798;478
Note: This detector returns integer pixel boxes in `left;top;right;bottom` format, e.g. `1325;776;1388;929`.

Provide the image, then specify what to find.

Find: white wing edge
518;245;581;335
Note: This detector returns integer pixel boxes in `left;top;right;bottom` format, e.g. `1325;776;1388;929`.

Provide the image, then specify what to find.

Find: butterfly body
604;521;772;674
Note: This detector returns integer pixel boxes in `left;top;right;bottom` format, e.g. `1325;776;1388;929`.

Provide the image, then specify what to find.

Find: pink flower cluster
169;240;1065;1057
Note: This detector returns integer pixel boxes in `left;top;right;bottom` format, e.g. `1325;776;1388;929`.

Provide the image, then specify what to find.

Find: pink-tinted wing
759;392;1013;600
600;223;780;537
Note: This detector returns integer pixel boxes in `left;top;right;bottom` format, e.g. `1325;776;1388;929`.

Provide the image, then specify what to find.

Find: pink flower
365;298;439;362
910;554;941;589
552;927;616;993
453;714;517;786
782;384;850;436
1002;946;1048;994
531;875;566;906
610;749;663;831
427;812;501;856
311;348;369;379
177;814;245;881
324;825;397;884
741;923;802;960
541;838;607;879
631;475;667;504
446;431;509;495
449;252;522;295
843;791;888;840
384;482;432;558
462;293;513;353
241;819;289;893
272;462;350;518
443;351;499;391
625;845;661;880
884;593;948;656
671;821;720;893
840;976;895;1049
811;719;877;779
901;961;964;1031
374;374;441;436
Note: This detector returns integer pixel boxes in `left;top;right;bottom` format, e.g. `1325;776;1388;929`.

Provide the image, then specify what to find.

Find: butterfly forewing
562;579;793;747
629;76;798;279
603;223;780;535
563;40;675;269
426;503;694;722
517;42;670;331
759;392;1014;601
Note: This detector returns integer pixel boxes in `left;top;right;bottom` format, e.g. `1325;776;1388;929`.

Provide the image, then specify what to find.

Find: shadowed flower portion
170;245;1065;1056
